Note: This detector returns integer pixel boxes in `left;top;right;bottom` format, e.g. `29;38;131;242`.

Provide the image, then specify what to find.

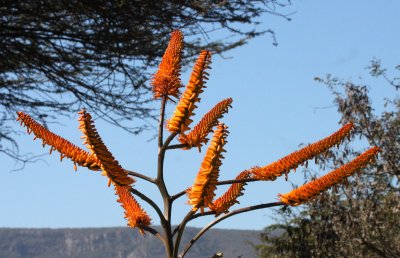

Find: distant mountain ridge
0;227;261;258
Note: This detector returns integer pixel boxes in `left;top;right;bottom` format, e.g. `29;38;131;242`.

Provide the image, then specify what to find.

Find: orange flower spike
16;111;100;171
212;170;250;216
78;110;134;186
167;50;212;133
115;185;151;235
252;123;354;181
279;146;381;206
179;98;233;150
152;30;184;99
187;123;228;212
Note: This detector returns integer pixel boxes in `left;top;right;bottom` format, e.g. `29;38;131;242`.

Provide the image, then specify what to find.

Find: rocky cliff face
0;227;261;258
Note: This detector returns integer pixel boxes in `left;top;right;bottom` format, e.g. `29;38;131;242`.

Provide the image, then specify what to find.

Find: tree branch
179;202;286;258
126;170;156;184
156;96;178;257
142;225;167;244
158;97;167;149
171;177;260;201
166;143;188;150
130;188;166;225
173;210;197;257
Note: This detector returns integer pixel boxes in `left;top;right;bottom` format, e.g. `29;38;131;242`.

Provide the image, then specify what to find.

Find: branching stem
171;178;260;201
156;96;179;257
158;97;167;149
167;143;188;150
126;170;156;184
173;210;196;257
179;202;285;257
142;225;167;244
130;188;165;225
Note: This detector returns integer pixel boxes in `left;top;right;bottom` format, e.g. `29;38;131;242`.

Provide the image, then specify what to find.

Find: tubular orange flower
78;110;134;186
16;111;100;171
179;98;233;150
115;185;151;235
279;146;381;206
152;30;184;99
251;123;354;181
167;50;212;133
212;170;250;216
187;123;228;212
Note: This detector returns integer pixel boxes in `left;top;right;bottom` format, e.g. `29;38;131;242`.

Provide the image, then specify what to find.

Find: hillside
0;227;261;258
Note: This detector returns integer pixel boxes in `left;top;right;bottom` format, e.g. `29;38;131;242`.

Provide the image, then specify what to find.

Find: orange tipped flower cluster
78;110;134;187
16;111;100;171
279;146;381;206
187;124;229;212
167;50;212;133
179;98;233;149
115;185;151;235
252;123;354;181
212;170;251;216
152;30;184;99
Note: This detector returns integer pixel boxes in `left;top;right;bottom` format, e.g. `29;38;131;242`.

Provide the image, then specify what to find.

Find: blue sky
2;1;399;231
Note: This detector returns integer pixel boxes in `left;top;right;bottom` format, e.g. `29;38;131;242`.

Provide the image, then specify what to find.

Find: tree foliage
256;60;400;258
0;0;291;160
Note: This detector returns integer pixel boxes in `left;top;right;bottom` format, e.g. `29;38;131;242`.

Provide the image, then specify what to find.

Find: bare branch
167;144;188;150
171;178;259;201
179;202;285;257
141;225;166;243
126;170;156;184
173;210;197;257
130;188;165;225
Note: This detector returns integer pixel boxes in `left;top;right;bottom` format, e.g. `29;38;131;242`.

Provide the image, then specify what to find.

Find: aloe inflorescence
16;29;380;257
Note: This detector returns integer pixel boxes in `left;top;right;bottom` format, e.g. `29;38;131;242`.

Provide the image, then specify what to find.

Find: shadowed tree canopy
0;0;291;160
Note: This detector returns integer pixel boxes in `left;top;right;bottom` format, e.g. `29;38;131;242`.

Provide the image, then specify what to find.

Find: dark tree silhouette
0;0;292;161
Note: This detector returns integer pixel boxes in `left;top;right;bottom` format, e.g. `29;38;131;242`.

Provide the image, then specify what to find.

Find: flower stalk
212;170;251;215
78;109;134;187
187;123;229;213
279;146;381;206
16;111;100;171
115;185;151;234
251;123;354;181
179;98;233;150
152;30;184;99
167;50;212;134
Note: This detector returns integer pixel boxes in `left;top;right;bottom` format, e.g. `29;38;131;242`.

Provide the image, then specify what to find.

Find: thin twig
217;177;259;185
171;178;260;201
173;210;197;257
142;225;167;243
158;97;167;149
161;132;178;154
171;188;189;202
172;210;212;237
189;210;215;221
126;169;156;184
179;202;286;258
167;143;188;150
130;188;166;225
